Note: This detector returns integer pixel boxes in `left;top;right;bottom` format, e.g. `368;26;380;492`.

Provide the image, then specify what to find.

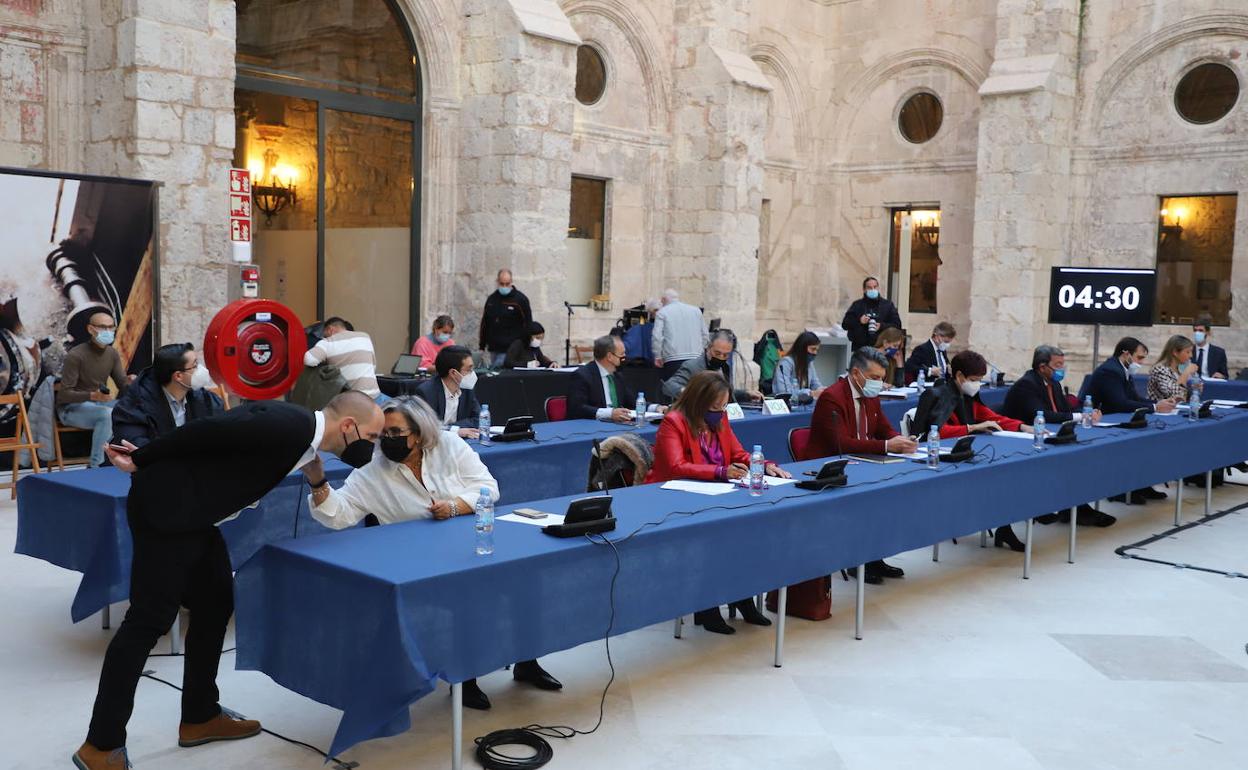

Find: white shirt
442;381;461;428
163;387;187;428
1195;343;1211;377
651;301;709;362
310;431;499;529
595;362;619;421
932;339;948;374
292;410;326;474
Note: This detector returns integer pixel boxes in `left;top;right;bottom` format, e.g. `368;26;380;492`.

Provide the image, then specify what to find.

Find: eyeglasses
89;323;117;331
380;429;413;439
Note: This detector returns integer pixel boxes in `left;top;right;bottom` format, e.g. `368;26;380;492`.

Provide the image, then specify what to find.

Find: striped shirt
304;330;380;397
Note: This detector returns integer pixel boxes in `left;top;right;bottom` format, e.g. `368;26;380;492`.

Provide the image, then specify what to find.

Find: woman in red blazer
645;371;790;634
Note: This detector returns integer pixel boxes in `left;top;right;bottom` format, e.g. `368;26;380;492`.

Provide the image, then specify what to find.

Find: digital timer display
1047;267;1156;326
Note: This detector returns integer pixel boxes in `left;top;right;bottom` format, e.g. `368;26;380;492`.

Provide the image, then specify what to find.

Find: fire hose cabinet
203;299;305;401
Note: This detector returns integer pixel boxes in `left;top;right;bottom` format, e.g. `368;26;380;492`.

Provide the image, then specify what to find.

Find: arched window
235;0;422;366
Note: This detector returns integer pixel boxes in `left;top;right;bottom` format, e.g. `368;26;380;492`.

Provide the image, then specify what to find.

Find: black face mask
379;434;414;463
339;424;375;469
707;355;729;373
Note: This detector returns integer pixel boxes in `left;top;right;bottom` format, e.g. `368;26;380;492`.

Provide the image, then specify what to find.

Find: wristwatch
309;476;330;490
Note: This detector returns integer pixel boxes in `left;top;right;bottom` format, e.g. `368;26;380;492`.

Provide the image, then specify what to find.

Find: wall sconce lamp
912;210;940;248
250;147;298;224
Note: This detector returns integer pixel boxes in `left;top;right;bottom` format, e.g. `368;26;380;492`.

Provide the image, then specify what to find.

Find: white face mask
529;338;543;348
1127;361;1142;376
937;341;951;353
458;369;478;390
960;379;982;397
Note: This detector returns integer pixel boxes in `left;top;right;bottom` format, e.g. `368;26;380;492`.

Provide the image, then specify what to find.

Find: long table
232;408;1248;758
10;386;1007;626
1076;373;1248;402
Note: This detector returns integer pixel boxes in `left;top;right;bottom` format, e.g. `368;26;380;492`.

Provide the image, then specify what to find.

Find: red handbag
766;576;832;621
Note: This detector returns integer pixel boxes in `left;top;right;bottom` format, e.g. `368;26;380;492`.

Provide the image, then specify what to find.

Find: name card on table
762;398;791;415
725;402;745;421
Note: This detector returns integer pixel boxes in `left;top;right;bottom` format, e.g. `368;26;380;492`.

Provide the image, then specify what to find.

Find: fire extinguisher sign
229;168;252;243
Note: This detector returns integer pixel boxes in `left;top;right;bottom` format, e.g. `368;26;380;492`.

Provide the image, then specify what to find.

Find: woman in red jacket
645;370;791;634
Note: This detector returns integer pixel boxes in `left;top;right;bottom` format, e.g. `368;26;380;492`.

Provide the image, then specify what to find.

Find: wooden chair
51;384;92;471
0;393;42;498
573;345;594;364
212;384;232;410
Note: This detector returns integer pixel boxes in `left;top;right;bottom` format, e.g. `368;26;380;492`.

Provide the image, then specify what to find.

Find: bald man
57;310;131;467
74;392;384;770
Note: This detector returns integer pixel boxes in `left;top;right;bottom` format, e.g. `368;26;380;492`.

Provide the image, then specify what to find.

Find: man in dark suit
903;321;956;385
112;343;223;448
1003;345;1113;526
1192;316;1229;380
567;335;637;422
74;392;384;770
414;345;481;438
805;347;917;583
1086;337;1176;507
841;276;902;349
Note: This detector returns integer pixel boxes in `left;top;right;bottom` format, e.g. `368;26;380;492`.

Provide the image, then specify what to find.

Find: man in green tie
567;335;637;422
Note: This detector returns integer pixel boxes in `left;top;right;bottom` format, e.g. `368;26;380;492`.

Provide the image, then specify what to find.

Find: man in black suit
112;343;223;448
903;321;956;385
841;276;902;349
1085;337;1176;507
567;335;637;422
74;392;384;770
1003;345;1113;526
414;345;481;438
1192;316;1229;380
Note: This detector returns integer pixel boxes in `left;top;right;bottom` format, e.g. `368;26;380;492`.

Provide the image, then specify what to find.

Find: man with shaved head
57;310;131;467
73;391;384;770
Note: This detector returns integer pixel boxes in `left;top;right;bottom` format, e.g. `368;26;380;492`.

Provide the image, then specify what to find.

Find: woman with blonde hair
1147;335;1197;402
873;325;906;388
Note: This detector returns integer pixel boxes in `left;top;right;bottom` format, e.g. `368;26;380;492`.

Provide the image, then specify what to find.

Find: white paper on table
497;512;566;527
489;426;506;435
990;430;1035;440
1092;422;1121;427
764;477;800;486
555;366;581;373
880;387;916;397
660;480;738;495
1212;399;1246;407
887;447;954;459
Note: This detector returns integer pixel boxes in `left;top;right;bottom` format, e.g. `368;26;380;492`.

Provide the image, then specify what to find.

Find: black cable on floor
138;670;358;770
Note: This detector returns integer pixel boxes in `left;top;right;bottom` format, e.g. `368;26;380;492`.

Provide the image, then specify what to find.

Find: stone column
454;0;580;356
84;0;237;346
967;0;1081;371
667;0;770;338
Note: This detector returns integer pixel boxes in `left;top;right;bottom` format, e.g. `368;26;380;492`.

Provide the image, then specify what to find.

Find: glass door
323;108;415;366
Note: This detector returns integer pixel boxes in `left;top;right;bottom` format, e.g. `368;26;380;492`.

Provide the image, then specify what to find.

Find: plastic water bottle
474;487;494;556
1033;410;1046;451
1082;396;1094;428
635;391;647;429
926;427;940;469
916;369;926;393
1188;373;1202;421
478;403;491;445
749;444;765;497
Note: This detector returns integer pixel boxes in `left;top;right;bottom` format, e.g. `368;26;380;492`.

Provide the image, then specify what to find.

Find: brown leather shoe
72;743;131;769
178;712;261;748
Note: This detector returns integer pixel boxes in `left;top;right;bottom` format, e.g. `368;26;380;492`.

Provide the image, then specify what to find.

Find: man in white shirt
1192;317;1229;380
304;317;382;399
651;288;709;380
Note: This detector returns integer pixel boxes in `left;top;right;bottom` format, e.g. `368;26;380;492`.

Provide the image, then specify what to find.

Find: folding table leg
854;565;865;641
1023;519;1034;579
673;616;683;639
931;542;940;562
755;593;765;613
773;586;787;668
1067;506;1077;564
1205;470;1213;517
451;682;463;770
1173;479;1182;526
980;530;988;548
101;605;110;631
169;611;183;655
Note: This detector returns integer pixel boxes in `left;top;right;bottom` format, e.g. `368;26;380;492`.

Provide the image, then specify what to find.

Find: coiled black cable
473;728;555;769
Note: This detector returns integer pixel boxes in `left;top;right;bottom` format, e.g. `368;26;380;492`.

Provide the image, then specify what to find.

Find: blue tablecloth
1077;374;1248;403
234;408;1248;755
14;457;354;623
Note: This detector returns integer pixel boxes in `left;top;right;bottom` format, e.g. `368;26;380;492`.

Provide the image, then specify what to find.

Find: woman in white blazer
306;396;560;710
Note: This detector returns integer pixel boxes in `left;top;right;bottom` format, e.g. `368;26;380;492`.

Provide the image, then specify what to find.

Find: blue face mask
884;347;898;357
1051;367;1066;382
704;411;724;429
865;289;880;300
95;330;115;346
434;332;451;344
1193;331;1206;345
498;286;512;296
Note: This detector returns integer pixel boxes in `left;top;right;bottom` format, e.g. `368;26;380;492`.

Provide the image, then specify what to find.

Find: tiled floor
5;475;1248;769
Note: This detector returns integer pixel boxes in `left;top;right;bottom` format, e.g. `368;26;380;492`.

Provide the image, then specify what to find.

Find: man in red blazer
805;347;917;460
804;347;917;584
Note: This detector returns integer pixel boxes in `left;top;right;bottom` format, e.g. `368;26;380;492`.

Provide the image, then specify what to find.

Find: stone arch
750;40;812;162
561;0;672;132
392;0;460;102
1088;14;1248;133
828;47;988;152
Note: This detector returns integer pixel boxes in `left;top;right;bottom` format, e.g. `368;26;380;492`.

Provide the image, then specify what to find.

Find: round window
1175;62;1239;125
575;45;607;106
898;92;943;144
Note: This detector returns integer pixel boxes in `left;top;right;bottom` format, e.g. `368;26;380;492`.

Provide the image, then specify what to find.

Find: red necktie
857;399;868;439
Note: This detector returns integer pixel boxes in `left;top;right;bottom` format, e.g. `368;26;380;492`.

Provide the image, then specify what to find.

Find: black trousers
86;510;234;750
660;359;686;382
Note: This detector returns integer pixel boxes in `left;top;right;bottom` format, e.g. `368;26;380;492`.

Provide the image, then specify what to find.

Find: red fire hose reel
203;299;306;400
